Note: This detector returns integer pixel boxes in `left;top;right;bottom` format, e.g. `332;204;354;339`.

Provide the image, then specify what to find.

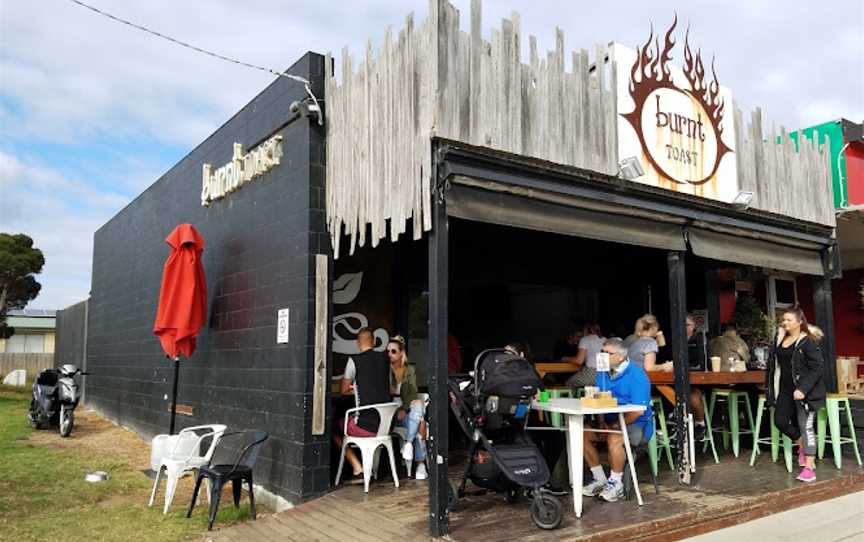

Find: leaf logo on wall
332;272;389;354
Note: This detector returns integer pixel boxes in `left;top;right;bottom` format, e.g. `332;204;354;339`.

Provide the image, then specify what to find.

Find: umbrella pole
169;357;179;434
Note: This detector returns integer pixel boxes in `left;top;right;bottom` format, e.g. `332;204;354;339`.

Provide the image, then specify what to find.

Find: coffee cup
710;356;721;372
656;330;666;347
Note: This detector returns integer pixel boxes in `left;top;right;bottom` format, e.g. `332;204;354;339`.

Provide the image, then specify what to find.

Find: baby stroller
448;349;563;530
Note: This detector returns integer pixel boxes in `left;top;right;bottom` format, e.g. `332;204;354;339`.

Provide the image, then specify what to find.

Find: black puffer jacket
765;332;826;411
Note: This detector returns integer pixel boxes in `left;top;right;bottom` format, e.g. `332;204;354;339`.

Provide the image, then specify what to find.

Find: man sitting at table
582;338;653;502
685;314;708;440
709;322;750;367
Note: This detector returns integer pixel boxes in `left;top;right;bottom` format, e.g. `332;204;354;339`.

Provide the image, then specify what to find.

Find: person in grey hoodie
766;306;826;483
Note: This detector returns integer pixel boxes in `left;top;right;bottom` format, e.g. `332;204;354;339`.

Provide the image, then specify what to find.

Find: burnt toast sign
613;18;737;200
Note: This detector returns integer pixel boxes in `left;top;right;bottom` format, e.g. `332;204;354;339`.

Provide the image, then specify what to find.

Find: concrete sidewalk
684;491;864;542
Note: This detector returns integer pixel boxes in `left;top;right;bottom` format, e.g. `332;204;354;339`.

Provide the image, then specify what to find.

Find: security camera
289;101;301;114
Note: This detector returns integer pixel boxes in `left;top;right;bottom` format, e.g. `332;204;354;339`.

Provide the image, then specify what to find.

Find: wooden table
534;362;580;378
648;370;765;386
649;370;765;405
531;398;647;518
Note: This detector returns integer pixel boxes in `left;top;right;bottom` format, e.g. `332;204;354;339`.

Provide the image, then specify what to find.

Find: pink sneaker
796;467;816;483
798;447;807;467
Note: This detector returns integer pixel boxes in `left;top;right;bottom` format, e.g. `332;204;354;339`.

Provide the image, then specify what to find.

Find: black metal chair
622;442;660;501
186;430;269;530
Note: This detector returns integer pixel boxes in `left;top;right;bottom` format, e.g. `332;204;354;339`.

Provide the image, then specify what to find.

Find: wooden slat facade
325;0;835;257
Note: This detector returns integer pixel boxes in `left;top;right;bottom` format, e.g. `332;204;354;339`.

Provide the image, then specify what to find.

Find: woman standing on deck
766;306;826;482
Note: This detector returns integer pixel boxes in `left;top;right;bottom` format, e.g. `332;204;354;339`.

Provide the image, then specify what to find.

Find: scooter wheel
530;493;563;530
59;407;74;437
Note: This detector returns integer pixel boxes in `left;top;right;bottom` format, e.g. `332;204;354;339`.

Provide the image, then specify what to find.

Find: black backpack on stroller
448;349;563;530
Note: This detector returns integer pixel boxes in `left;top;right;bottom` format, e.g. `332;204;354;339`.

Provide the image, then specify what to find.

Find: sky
1;0;862;310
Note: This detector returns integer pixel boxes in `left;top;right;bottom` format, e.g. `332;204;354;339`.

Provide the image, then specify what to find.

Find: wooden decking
210;453;864;541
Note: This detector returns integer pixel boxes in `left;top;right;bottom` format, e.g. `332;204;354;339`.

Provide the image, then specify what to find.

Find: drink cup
539;390;550;403
710;356;721;372
656;331;666;347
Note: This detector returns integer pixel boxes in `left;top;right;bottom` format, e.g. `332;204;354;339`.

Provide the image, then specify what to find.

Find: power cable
65;0;322;123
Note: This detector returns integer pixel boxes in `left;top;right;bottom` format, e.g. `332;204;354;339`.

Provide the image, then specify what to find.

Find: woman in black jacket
766;306;826;482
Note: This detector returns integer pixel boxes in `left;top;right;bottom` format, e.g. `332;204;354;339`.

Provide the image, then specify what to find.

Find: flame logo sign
621;16;733;186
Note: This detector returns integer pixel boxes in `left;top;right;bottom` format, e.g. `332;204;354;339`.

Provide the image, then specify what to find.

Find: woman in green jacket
388;335;427;479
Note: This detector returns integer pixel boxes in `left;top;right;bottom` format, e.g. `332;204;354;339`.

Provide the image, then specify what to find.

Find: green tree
731;293;772;346
0;233;45;339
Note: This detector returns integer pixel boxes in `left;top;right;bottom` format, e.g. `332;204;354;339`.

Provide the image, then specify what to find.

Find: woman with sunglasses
388;335;428;480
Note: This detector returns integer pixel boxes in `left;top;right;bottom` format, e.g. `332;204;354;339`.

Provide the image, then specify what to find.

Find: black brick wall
55;300;88;369
86;53;330;503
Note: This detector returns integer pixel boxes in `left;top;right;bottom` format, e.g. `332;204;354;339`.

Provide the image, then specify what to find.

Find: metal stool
647;397;674;475
548;389;574;428
817;393;862;469
707;389;756;458
699;394;720;464
750;394;793;472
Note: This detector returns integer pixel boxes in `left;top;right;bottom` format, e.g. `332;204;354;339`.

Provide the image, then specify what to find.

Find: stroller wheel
530;494;563;530
505;488;522;503
448;480;459;511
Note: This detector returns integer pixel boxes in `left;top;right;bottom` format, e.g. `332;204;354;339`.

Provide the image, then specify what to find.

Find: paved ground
683;491;864;542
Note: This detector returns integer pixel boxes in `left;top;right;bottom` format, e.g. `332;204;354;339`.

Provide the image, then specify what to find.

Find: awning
688;228;825;276
446;183;687;251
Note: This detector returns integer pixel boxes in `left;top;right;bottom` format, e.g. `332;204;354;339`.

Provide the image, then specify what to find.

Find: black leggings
774;395;817;456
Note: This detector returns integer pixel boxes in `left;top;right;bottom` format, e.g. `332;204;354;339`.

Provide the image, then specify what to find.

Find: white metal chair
149;424;227;514
334;401;401;493
391;392;430;477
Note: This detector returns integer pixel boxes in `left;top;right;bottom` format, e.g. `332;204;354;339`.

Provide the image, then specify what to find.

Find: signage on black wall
201;134;284;206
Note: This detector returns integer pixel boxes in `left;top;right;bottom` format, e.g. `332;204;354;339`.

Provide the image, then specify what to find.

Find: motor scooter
27;364;88;437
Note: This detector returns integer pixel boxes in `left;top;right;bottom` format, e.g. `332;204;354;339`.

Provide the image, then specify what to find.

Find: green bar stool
699;393;720;464
749;394;793;472
548;389;574;428
707;388;756;458
647;397;674;475
816;393;862;469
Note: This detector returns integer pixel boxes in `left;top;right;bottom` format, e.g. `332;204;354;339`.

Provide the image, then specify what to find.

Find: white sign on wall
277;308;290;344
201;134;283;206
610;19;738;202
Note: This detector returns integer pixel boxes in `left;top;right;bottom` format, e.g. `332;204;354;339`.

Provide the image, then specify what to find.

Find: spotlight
731;191;754;210
618;156;645;180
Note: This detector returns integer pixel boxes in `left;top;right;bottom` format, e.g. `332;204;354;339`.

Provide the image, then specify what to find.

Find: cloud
0;150;129;309
0;0;861;310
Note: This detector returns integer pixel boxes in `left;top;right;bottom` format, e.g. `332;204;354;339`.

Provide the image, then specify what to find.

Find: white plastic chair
391;392;430;477
148;424;227;514
334;401;401;493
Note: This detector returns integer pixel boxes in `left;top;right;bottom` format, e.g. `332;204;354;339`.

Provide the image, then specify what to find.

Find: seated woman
388;335;428;480
565;323;605;389
627;314;670;372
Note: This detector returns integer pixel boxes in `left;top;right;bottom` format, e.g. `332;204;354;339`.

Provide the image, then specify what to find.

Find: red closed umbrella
153;224;207;433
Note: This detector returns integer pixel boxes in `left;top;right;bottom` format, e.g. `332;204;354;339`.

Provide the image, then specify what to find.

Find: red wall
832;269;864;357
846;143;864;206
798;272;864;358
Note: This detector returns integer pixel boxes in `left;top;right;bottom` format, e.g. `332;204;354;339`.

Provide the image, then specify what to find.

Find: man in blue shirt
582;337;653;502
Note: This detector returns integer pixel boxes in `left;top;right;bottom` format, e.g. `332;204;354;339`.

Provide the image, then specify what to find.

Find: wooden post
813;275;837;393
427;184;450;537
667;251;691;481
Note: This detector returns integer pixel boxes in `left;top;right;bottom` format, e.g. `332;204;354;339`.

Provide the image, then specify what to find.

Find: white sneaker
414;463;428;480
582;478;606;497
401;441;414;461
599;479;624;502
